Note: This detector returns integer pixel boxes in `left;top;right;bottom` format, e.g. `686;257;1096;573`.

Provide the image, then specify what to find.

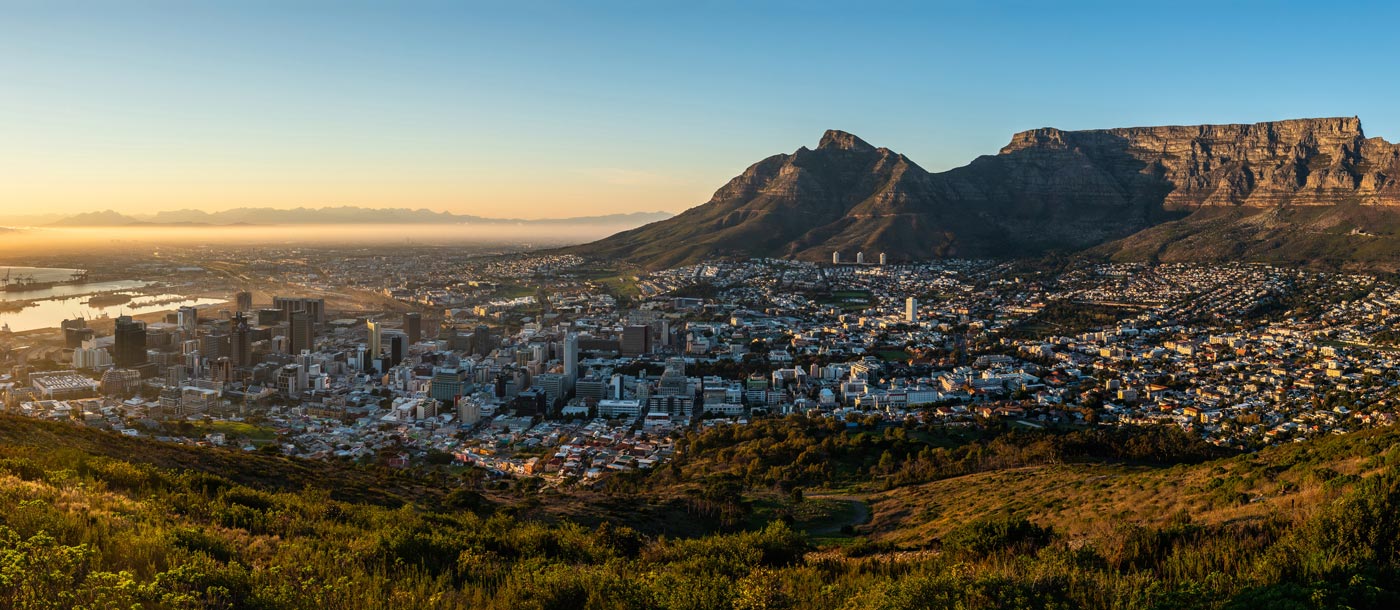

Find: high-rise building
429;367;465;403
905;297;918;323
879;253;888;265
276;363;303;397
536;372;566;409
288;311;314;354
832;251;841;265
389;333;406;367
61;318;90;349
563;332;578;391
367;320;382;361
403;312;422;344
274;297;325;324
113;316;148;368
177;306;199;332
659;357;688;396
257;308;284;326
201;333;230;360
471;324;493;356
230;312;252;367
234;291;253;312
621;325;650;356
856;252;866;264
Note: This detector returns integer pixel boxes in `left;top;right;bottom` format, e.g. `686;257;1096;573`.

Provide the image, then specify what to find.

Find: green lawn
190;420;279;442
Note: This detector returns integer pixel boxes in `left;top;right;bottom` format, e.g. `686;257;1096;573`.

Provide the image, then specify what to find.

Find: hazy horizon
0;222;646;255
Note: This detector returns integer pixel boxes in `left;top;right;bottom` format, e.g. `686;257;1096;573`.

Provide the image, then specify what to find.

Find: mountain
569;117;1400;268
51;207;673;227
52;210;145;226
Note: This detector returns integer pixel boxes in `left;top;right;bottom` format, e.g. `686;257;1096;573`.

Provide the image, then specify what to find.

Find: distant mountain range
47;207;673;227
569;117;1400;269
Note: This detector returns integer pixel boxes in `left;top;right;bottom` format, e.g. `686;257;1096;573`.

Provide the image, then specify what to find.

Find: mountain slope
571;117;1400;268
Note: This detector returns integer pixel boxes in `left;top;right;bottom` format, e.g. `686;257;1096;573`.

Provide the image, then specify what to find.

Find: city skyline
6;1;1400;219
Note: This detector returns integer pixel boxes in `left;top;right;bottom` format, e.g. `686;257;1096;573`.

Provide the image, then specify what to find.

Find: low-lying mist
0;222;634;254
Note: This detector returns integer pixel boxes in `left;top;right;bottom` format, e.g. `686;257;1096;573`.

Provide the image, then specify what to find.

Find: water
1;293;226;332
0;279;151;302
0;266;221;332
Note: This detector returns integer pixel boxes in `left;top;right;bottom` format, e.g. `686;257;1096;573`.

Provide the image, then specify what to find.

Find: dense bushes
658;415;1229;493
5;418;1400;607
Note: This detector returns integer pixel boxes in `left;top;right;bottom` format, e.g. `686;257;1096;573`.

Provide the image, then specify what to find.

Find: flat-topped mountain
570;117;1400;268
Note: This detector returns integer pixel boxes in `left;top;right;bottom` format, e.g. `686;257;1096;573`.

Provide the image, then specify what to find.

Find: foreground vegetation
4;414;1400;608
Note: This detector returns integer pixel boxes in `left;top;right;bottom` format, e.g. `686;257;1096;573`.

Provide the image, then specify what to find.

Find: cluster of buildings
5;249;1400;484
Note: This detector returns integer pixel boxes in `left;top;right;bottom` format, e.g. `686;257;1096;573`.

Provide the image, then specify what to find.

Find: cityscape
7;2;1400;609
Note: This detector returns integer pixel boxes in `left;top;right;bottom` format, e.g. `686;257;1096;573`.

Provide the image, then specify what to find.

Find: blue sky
1;0;1396;218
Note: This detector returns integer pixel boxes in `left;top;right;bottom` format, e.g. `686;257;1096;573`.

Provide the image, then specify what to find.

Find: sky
2;0;1398;220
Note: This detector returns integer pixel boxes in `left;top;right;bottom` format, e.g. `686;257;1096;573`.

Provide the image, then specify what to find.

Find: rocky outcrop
569;118;1400;268
1000;117;1400;209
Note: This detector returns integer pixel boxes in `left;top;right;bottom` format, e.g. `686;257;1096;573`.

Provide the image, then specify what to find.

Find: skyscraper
905;297;918;323
288;311;314;354
471;324;492;356
273;296;325;324
563;332;579;391
113;316;147;367
177;306;198;333
230;312;252;367
234;291;253;312
367;320;382;360
389;333;405;366
403;312;422;344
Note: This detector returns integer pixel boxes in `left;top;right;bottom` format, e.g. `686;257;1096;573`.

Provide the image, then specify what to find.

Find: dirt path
804;494;871;536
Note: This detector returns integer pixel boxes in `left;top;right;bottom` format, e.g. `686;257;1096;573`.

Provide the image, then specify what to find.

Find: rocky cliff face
1001;117;1400;209
569;118;1400;268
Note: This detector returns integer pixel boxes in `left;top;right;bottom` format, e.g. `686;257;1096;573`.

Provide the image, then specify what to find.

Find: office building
234;291;253;312
367;320;382;361
905;297;918;323
257;308;284;326
288;311;314;354
389;333;406;366
403;312;422;344
61;318;90;349
621;325;650;356
113;316;148;368
230;312;252;367
563;332;578;390
276;364;303;397
429;367;465;403
177;306;199;332
273;297;325;324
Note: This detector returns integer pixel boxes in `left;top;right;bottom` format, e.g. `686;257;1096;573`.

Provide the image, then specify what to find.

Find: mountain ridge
47;207;674;227
567;117;1400;268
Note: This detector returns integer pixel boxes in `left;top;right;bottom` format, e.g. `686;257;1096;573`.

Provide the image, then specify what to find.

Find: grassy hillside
4;414;1400;608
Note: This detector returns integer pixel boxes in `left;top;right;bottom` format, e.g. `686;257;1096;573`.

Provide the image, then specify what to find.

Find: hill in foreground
5;414;1400;608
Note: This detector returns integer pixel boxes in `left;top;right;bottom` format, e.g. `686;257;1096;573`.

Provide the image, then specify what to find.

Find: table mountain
569;117;1400;268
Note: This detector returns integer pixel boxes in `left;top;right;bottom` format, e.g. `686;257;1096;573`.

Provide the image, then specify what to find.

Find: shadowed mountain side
568;118;1400;269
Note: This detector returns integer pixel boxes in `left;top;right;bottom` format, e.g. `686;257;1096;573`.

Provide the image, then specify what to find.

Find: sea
0;266;224;332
